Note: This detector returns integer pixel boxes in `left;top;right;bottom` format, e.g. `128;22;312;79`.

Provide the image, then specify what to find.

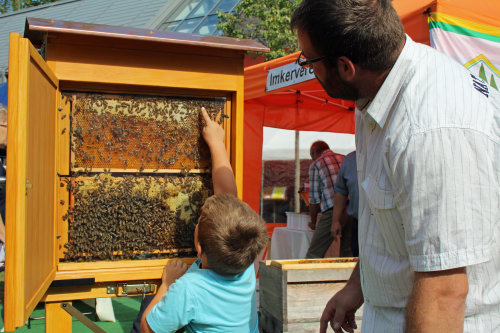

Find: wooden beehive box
259;258;363;333
5;18;268;332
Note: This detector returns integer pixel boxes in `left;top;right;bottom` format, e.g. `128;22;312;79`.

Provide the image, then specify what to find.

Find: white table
270;227;314;260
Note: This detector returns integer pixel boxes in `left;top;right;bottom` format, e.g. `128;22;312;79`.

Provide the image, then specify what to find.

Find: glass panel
64;92;229;262
70;93;227;171
174;0;202;21
159;21;180;31
190;0;219;18
194;15;219;35
215;0;240;13
213;29;224;36
65;174;209;261
177;18;204;33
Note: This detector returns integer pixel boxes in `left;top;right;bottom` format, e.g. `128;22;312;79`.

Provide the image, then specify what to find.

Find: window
158;0;241;35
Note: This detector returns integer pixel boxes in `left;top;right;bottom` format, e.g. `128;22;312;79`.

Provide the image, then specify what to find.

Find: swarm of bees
62;173;211;261
61;93;225;261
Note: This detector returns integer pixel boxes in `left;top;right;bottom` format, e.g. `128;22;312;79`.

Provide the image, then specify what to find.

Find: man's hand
320;263;363;333
161;260;188;288
308;220;316;230
331;219;341;242
201;107;225;148
309;203;320;231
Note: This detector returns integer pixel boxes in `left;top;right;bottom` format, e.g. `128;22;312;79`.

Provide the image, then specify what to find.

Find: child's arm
201;107;238;196
140;260;188;333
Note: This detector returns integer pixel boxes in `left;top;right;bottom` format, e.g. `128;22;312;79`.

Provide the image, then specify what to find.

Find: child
140;107;268;333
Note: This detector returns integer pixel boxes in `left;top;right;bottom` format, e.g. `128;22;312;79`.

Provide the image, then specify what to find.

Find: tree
0;0;59;14
217;0;302;61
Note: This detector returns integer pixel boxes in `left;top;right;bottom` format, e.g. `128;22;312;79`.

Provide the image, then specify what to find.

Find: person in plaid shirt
306;141;341;258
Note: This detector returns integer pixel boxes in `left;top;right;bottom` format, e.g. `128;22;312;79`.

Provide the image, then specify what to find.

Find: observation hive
5;18;268;332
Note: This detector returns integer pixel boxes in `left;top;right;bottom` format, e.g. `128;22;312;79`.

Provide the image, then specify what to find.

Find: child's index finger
200;107;211;123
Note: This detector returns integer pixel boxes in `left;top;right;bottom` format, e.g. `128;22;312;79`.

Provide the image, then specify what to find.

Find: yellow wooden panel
55;257;196;282
55;62;239;91
24;39;59;318
4;33;59;332
5;32;29;332
233;76;245;198
57;257;195;271
45;302;72;333
55;267;165;282
57;178;70;260
271;258;358;270
46;42;243;91
56;94;71;175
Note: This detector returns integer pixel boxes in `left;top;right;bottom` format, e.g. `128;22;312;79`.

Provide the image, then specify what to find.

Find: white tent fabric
262;127;355;160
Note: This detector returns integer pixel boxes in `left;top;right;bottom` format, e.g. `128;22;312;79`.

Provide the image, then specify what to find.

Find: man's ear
337;56;356;81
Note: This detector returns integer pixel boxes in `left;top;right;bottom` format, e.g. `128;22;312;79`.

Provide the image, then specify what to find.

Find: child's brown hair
197;194;268;276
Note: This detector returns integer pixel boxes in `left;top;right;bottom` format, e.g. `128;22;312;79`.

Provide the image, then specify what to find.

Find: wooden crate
259;259;363;333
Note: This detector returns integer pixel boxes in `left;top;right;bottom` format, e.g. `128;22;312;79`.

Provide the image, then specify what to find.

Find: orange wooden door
4;33;59;332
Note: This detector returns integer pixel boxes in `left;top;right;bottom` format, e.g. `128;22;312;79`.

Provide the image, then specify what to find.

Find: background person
306;141;341;258
332;151;358;257
291;0;499;332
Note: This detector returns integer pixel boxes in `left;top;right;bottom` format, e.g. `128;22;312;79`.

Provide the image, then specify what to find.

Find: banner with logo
429;12;500;91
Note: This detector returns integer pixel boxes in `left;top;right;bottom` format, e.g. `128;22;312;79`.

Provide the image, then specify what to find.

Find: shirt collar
358;34;415;128
319;149;333;159
321;149;332;156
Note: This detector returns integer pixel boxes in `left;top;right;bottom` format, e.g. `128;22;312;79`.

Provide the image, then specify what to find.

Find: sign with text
266;62;315;92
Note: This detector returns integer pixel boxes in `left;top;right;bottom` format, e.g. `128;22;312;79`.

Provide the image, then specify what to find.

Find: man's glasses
296;51;326;68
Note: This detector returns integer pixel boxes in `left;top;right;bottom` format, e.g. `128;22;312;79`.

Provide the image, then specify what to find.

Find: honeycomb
70;93;227;171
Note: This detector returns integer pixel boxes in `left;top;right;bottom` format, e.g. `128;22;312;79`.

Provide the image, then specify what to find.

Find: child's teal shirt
147;258;259;333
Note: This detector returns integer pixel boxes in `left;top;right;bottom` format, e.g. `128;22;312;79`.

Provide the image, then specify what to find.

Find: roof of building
0;0;169;79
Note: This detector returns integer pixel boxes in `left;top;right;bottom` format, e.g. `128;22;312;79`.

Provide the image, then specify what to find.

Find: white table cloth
270;227;314;260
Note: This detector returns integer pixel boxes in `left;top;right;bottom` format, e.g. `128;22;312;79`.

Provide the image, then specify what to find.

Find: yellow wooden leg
45;301;72;333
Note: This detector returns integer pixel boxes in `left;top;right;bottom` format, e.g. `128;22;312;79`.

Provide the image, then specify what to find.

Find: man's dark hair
291;0;405;70
197;194;268;276
310;141;329;156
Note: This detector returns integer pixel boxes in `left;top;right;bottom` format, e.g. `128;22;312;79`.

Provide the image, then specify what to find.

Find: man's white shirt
355;35;500;332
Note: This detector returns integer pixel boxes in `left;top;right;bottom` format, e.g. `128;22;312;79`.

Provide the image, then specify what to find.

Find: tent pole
260;158;265;218
294;91;301;213
294;130;300;213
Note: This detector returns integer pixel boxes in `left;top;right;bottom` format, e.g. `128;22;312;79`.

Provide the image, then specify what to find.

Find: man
332;151;358;257
306;141;341;258
291;1;499;332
